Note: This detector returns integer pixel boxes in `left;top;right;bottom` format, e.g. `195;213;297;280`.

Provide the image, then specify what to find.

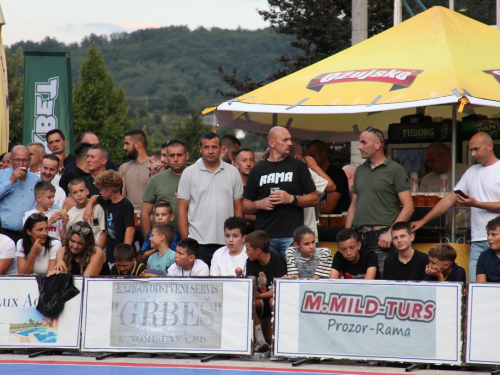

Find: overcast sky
1;0;271;45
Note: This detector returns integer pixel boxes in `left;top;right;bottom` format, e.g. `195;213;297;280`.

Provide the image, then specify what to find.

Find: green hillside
10;27;292;110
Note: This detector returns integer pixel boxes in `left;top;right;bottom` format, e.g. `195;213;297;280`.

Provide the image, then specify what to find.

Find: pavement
0;352;496;375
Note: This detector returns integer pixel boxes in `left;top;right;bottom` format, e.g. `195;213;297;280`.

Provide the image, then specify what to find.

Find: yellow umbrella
0;5;8;153
211;6;500;141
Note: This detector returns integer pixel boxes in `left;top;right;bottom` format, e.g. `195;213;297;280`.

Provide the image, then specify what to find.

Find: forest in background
8;27;291;158
10;26;292;111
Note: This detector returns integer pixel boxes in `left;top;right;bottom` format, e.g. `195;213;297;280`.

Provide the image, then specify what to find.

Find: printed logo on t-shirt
259;172;293;186
107;212;116;239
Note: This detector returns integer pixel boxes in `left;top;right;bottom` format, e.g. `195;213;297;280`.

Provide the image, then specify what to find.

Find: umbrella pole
451;104;457;243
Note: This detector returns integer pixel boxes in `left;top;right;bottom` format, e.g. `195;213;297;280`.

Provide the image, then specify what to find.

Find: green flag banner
23;51;73;152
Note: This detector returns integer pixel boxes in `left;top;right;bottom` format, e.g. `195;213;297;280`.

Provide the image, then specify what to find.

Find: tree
6;45;24;147
217;0;393;98
172;109;211;160
73;44;131;161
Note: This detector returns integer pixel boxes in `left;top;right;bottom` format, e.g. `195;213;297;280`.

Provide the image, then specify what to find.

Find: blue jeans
469;240;489;282
269;237;293;260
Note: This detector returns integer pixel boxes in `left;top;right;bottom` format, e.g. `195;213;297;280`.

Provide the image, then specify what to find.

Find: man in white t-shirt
210;217;248;276
412;132;500;281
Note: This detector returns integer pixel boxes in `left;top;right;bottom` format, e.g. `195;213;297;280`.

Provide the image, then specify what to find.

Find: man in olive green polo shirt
345;127;414;276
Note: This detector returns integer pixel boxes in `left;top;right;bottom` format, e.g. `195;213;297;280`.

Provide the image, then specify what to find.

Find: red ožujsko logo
307;69;423;92
484;70;500;83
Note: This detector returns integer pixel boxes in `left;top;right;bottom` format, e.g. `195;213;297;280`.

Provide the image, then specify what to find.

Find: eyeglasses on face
13;158;30;163
71;224;92;236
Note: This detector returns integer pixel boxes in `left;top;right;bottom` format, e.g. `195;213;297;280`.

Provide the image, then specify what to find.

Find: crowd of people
1;125;500;353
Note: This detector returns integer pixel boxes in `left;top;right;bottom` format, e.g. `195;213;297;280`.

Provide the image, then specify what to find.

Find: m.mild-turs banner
23;51;73;152
81;278;253;355
274;279;462;365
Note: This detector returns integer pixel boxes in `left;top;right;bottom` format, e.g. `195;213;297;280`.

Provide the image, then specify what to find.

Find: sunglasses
30;213;47;221
71;224;92;236
365;127;385;144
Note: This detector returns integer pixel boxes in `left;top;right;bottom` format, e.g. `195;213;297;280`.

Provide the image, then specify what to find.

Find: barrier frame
80;277;255;355
273;279;463;365
0;275;83;350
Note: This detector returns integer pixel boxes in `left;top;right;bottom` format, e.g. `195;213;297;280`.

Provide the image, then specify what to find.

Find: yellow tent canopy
212;6;500;141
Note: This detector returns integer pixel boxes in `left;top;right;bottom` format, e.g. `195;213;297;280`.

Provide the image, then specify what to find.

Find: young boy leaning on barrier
424;243;466;282
167;238;209;277
329;228;379;279
283;225;332;279
384;221;428;281
477;217;500;282
245;230;287;353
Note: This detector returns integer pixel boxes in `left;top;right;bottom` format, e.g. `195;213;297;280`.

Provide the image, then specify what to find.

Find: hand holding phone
454;190;467;198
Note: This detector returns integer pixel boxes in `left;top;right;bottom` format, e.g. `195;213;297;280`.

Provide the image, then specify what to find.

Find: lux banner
0;276;83;349
23;51;73;153
274;279;463;364
81;277;254;355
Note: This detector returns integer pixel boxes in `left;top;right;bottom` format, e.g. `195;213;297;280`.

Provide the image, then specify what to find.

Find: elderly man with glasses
345;127;414;277
419;142;469;192
0;145;40;242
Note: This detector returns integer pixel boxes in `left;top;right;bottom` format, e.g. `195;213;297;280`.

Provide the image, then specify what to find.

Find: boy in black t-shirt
424;243;466;282
384;221;428;281
84;170;135;264
111;244;145;276
245;230;287;353
330;228;379;279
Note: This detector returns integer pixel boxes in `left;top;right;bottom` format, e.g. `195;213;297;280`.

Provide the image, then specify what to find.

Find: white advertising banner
0;276;83;349
466;283;500;365
81;277;253;354
274;279;462;364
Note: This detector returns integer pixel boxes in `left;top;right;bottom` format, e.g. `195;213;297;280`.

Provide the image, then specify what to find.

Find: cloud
114;19;160;31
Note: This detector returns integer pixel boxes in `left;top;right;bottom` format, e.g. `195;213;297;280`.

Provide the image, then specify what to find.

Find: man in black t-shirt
306;140;350;214
330;228;379;279
243;127;317;259
384;221;428;281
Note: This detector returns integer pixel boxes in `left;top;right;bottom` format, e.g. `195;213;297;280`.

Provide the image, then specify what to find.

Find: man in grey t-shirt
177;132;244;266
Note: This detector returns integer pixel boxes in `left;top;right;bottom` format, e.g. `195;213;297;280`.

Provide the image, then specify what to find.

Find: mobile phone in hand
454;190;467;198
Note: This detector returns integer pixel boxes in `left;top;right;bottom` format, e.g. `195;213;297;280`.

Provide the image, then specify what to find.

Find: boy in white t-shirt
66;178;106;249
210;216;248;276
167;238;209;277
23;181;67;242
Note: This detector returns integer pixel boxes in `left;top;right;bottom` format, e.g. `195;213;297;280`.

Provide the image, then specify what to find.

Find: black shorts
258;298;272;319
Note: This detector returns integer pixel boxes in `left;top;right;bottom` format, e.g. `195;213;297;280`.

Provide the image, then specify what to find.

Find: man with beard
46;129;76;170
141;139;189;237
235;148;257;230
243;127;317;259
119;130;150;211
40;154;67;209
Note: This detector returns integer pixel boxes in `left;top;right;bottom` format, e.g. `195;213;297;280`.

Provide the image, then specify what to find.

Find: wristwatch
291;195;298;205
